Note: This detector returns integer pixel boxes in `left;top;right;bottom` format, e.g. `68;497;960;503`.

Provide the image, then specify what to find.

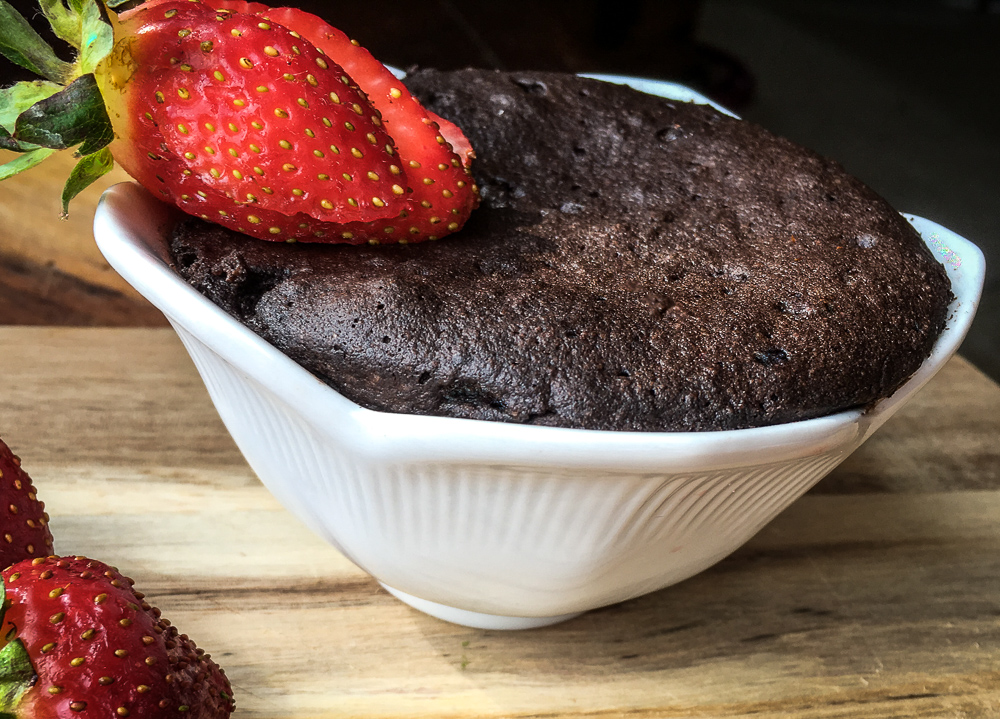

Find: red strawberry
98;0;407;242
0;555;235;718
260;6;480;242
0;0;478;244
0;438;54;570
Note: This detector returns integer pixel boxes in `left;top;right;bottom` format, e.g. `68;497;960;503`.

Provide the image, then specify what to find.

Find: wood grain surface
0;327;998;718
0;150;167;326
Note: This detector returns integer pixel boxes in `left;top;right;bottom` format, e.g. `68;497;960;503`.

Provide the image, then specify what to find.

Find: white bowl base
93;70;986;625
379;584;583;630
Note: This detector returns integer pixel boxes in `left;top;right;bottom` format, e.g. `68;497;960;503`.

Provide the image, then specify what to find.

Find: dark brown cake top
170;69;952;431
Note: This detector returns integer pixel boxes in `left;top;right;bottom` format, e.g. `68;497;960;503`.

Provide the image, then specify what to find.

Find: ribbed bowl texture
94;76;985;627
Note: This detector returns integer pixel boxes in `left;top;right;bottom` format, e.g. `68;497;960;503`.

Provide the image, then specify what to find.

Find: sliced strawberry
1;0;479;244
427;111;475;169
251;6;479;242
336;114;479;243
102;0;407;242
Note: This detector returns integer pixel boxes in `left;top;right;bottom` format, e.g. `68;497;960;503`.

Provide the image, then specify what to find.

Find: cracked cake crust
169;69;952;431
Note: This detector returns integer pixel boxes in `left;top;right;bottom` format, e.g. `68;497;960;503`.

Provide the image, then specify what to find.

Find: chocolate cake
169;69;952;432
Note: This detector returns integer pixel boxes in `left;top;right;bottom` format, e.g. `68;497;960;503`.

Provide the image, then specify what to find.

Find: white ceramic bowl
93;77;985;630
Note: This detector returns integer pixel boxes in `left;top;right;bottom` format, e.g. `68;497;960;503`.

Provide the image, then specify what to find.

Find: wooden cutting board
1;326;999;718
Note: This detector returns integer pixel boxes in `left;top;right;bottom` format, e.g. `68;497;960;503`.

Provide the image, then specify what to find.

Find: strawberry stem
0;639;34;719
76;0;113;75
0;0;119;214
13;73;113;154
62;146;113;216
0;581;34;719
0;146;56;180
0;80;64;137
39;0;86;50
0;0;75;83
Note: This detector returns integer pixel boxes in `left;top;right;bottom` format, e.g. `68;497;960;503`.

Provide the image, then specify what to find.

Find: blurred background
1;0;998;380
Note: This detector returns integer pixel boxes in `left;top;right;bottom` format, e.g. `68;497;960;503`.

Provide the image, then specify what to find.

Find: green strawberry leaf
105;0;133;8
0;80;63;134
0;0;74;83
0;146;58;181
0;639;35;717
14;74;113;153
61;146;114;216
0;126;39;153
39;0;83;49
0;128;18;152
78;0;113;74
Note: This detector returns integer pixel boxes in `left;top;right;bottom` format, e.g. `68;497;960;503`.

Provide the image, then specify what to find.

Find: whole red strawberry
0;0;478;244
0;438;54;570
0;556;235;718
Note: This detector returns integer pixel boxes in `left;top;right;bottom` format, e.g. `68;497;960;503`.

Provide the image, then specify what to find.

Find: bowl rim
93;77;986;474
